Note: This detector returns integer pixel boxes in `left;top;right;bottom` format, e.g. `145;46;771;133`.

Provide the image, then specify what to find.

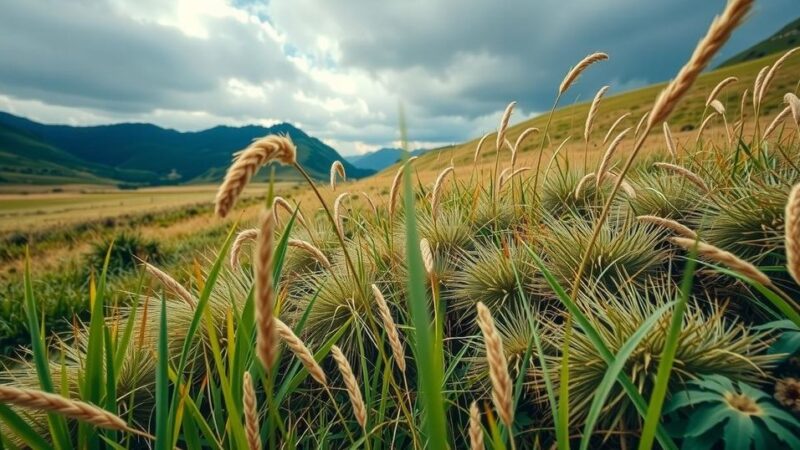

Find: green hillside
719;16;799;67
0;124;113;185
0;114;372;186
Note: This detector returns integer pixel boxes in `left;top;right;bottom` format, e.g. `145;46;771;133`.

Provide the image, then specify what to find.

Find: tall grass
2;2;800;449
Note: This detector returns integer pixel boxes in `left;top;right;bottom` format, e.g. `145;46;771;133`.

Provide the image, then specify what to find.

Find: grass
1;6;800;448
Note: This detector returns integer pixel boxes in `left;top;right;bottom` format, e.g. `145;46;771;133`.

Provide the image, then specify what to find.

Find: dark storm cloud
0;0;296;113
0;0;796;154
269;0;799;117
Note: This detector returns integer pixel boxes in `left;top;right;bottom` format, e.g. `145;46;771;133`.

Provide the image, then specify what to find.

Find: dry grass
475;302;513;428
330;345;367;429
255;210;277;371
0;384;134;434
242;372;262;450
786;183;800;285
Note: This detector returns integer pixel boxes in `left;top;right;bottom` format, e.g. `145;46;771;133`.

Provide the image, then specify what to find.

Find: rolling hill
0;112;372;185
381;47;800;180
718;16;799;67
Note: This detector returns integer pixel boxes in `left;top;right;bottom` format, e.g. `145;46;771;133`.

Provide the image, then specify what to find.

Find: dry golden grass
255;210;277;371
475;302;513;428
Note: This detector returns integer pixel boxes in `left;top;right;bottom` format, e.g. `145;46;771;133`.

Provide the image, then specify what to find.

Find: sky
0;0;797;156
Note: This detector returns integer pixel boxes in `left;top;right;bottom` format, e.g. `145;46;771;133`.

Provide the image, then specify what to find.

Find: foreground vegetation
2;1;800;449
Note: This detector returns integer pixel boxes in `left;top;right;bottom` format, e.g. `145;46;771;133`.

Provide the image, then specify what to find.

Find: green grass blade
558;320;571;450
22;251;71;450
201;307;249;449
166;226;237;438
0;404;52;450
183;395;224;450
155;296;170;450
581;301;674;450
103;326;117;443
403;157;448;449
638;250;698;450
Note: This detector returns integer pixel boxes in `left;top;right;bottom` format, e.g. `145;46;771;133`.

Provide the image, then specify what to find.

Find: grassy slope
719;17;800;67
406;50;800;174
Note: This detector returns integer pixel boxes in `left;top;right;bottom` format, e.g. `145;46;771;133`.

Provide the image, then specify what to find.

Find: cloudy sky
0;0;796;155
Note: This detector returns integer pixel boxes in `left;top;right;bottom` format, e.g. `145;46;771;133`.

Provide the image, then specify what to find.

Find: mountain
718;16;799;67
347;147;428;171
0;112;373;185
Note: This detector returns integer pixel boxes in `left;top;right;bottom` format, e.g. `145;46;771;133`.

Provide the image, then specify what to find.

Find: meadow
1;0;800;449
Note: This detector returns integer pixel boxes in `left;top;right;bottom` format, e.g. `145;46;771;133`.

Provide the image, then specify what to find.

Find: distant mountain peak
346;147;429;172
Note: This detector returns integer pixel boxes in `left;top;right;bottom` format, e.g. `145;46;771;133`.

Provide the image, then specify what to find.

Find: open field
0;183;298;233
2;3;800;449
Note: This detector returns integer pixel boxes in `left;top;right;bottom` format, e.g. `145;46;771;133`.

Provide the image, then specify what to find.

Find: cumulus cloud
0;0;795;155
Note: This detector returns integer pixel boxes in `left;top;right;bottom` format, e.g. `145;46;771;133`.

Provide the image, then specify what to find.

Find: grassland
1;4;800;449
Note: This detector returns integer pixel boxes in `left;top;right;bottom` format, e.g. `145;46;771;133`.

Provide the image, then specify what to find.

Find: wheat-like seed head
496;102;517;152
574;173;596;199
706;76;738;106
785;93;800;126
696;112;719;143
605;171;637;198
143;262;196;308
242;372;261;450
709;99;726;115
596;127;631;184
255;211;277;371
360;191;378;215
758;47;800;104
497;167;512;190
636;215;698;239
288;239;331;269
474;132;492;163
469;401;484;450
786;183;800;285
330;345;367;429
431;166;455;219
649;0;753;127
230;228;259;269
371;284;406;372
740;88;749;120
763;106;793;139
475;302;513;428
272;196;307;228
330;160;346;191
603;112;631;145
333;192;350;239
215;135;297;218
0;384;130;432
512;127;538;166
634;111;650;139
670;237;772;286
389;157;418;217
500;167;531;190
663;122;677;159
559;52;609;94
275;318;327;386
513;127;539;153
753;65;770;108
420;238;435;276
585;85;610;141
653;162;710;193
